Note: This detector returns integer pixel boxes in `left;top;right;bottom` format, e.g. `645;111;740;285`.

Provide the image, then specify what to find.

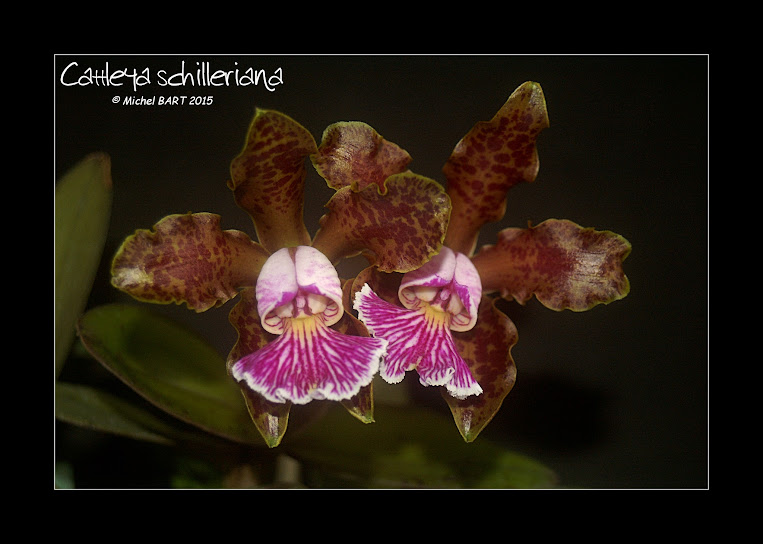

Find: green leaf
284;403;558;488
55;382;194;445
55;461;76;489
76;304;263;445
55;153;113;378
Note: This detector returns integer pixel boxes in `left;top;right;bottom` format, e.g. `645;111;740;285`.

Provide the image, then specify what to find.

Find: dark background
54;54;708;489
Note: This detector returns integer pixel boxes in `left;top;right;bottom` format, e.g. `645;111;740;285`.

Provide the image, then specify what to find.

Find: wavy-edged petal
228;109;316;253
311;121;412;191
311;172;450;272
444;296;518;442
472;219;632;311
354;284;481;400
443;82;550;256
230;314;386;405
111;213;269;312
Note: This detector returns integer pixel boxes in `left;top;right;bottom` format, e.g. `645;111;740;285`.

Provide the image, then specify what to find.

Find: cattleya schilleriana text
110;81;630;447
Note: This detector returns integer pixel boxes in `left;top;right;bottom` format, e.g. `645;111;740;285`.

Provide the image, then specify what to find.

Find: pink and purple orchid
109;81;630;447
230;245;387;405
355;246;483;400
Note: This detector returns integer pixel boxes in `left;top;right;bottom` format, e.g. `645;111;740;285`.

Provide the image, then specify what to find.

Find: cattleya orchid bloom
353;82;631;442
110;108;451;447
355;246;483;400
230;245;387;405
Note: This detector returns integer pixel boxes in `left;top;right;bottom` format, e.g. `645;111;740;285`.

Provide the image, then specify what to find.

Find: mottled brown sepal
312;121;412;191
471;219;631;311
443;82;550;256
229;109;316;253
239;386;291;448
110;213;269;312
444;297;518;442
312;172;450;273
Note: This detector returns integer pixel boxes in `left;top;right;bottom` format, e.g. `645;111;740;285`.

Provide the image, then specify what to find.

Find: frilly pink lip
353;247;485;399
354;283;482;399
398;247;481;331
255;246;344;334
231;245;387;405
231;317;386;405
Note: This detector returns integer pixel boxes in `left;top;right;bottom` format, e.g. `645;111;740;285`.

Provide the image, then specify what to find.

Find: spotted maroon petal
311;172;450;272
443;82;550;256
111;213;269;312
471;219;631;311
228;109;316;254
354;284;481;400
311;121;412;191
444;296;518;442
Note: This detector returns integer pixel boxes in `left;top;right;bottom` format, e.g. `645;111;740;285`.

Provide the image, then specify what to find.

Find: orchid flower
110;109;451;447
355;246;483;400
353;82;632;442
